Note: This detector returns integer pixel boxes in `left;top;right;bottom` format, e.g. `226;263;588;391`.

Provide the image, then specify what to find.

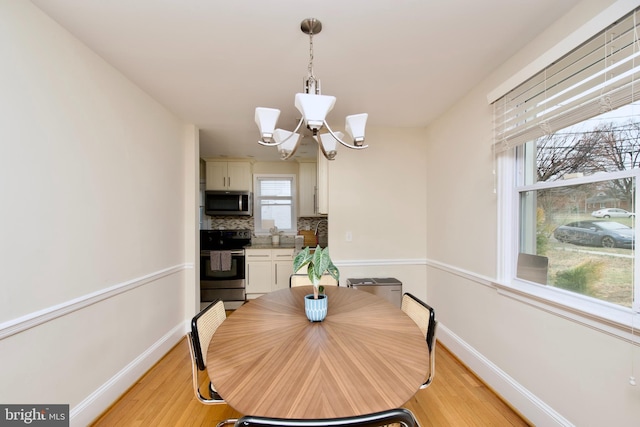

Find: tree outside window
517;103;639;309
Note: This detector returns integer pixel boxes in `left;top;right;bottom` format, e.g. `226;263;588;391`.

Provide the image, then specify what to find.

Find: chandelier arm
257;139;280;147
290;116;305;134
313;134;333;160
280;145;299;160
324;122;369;150
257;118;305;146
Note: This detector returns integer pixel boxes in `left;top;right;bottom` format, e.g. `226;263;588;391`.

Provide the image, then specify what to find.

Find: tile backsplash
202;216;328;245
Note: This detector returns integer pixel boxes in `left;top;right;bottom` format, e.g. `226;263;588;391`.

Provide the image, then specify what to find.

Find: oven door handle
201;250;245;256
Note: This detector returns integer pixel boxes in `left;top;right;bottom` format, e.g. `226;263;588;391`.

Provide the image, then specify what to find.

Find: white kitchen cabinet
245;248;294;298
273;249;294;291
245;249;272;295
298;161;320;217
205;161;252;191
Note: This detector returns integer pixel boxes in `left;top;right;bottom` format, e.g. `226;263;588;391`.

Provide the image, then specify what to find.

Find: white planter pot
304;294;328;322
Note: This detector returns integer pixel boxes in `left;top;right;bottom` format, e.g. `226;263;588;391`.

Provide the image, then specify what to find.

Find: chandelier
255;18;369;161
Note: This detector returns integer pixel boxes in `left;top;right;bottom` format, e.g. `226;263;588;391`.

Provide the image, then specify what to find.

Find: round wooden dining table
207;286;429;419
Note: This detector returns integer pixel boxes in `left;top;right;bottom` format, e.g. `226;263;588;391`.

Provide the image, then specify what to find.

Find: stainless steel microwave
204;191;252;216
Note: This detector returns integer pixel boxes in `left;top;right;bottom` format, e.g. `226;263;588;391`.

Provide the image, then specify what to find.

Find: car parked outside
591;208;635;218
553;220;635;249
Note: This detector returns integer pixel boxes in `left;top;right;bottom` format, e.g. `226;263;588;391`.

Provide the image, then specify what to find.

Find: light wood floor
91;336;530;426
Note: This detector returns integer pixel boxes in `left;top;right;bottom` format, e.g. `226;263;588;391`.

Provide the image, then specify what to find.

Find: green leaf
293;246;312;273
307;268;317;285
326;261;340;282
292;245;340;288
311;246;331;279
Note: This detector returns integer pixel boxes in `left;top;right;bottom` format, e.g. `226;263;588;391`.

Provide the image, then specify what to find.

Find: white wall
425;0;640;425
6;0;638;425
252;161;299;175
0;2;197;424
234;132;428;299
328;127;428;300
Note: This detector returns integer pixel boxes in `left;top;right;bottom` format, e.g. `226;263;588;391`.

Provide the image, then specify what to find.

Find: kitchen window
254;174;297;235
494;7;640;329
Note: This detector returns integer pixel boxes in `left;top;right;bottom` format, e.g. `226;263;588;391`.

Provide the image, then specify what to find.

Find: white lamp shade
255;107;281;137
345;113;368;141
294;93;336;131
274;129;301;158
319;132;342;159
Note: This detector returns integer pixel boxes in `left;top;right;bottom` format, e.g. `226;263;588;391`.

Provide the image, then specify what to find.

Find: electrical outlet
346;231;352;242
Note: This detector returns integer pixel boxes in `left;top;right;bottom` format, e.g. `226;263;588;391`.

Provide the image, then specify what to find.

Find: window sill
428;258;640;344
495;278;640;344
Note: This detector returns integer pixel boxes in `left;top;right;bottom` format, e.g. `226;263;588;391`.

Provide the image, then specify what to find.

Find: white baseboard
437;324;574;427
70;321;189;427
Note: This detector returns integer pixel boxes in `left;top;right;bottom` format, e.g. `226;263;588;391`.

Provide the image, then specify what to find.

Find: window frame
497;146;640;339
492;4;640;340
253;174;297;236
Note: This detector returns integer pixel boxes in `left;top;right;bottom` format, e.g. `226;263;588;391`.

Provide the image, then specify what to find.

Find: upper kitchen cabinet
298;161;321;217
205;160;252;191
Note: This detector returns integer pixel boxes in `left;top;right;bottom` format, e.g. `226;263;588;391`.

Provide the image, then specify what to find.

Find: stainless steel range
200;229;251;310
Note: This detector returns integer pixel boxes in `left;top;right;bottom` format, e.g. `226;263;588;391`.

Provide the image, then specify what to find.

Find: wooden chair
232;408;419;427
401;292;438;389
187;299;237;427
290;273;339;287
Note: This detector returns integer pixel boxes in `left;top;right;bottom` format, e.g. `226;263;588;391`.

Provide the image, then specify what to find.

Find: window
494;8;640;318
515;112;638;309
254;174;297;235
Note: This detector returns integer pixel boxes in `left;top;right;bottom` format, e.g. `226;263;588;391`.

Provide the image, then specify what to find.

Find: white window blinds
254;175;296;234
493;8;640;153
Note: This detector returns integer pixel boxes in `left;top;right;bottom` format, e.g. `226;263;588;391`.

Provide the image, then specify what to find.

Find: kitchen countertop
245;243;296;250
244;244;323;256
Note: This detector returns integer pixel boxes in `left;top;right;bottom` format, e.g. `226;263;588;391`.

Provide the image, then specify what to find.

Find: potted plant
293;245;340;321
270;226;283;246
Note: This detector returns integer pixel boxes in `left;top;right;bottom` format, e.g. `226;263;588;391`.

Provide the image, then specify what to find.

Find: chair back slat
401;292;438;389
191;299;226;371
401;293;436;350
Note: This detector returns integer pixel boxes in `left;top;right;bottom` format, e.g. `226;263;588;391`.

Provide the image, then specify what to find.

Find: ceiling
31;0;582;161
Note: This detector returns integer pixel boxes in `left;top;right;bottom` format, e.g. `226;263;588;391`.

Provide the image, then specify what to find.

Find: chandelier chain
308;32;316;83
